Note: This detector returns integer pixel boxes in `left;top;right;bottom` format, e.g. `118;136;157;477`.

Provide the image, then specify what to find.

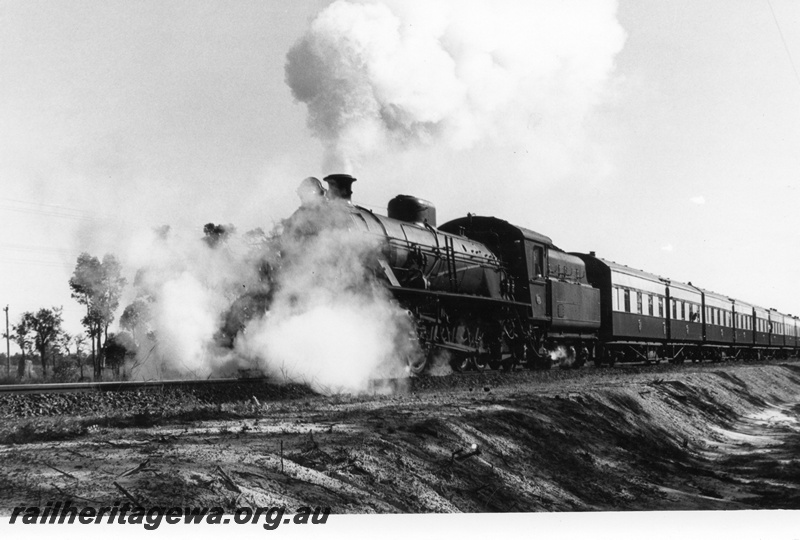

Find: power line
0;196;121;222
0;258;74;269
766;0;800;89
0;202;97;222
0;241;73;255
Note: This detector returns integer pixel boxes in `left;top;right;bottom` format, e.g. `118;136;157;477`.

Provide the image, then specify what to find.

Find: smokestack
323;174;356;202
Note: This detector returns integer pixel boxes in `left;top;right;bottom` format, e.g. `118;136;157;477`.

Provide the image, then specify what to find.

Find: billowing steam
285;0;626;171
234;201;417;392
122;197;416;393
123;227;262;380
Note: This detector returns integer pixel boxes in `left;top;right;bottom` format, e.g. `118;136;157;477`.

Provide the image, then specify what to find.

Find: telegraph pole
4;305;9;377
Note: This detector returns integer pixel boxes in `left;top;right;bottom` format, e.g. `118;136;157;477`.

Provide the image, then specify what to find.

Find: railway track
1;357;798;420
0;377;270;395
2;354;797;396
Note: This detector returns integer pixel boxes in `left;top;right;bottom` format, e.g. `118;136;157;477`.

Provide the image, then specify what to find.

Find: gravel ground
2;359;800;512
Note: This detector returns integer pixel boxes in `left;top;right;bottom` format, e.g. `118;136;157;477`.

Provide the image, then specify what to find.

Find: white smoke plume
121;196;417;393
234;200;417;393
285;0;626;171
123;226;263;380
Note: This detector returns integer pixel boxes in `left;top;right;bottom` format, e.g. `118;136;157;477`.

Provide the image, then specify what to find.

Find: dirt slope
2;362;800;512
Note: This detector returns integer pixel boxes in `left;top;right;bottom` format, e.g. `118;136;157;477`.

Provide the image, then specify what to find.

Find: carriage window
647;294;653;316
672;300;677;320
681;301;686;321
612;287;619;311
658;296;664;317
624;289;631;313
637;292;643;314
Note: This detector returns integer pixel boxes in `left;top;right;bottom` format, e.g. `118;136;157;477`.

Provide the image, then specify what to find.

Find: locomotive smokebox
323;173;356;202
388;195;437;227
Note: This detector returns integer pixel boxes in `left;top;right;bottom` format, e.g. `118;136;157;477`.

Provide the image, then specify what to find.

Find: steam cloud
285;0;626;171
235;202;416;392
123;200;416;393
124;228;262;380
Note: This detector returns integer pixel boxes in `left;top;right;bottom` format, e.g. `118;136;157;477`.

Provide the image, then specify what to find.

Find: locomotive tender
224;173;799;371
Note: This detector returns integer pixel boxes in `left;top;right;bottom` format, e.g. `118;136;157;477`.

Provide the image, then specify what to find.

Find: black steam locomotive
221;174;798;372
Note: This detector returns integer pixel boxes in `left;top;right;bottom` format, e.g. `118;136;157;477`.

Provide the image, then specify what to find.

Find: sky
1;0;799;350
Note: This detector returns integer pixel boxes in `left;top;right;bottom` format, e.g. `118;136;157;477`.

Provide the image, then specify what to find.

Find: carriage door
526;241;548;321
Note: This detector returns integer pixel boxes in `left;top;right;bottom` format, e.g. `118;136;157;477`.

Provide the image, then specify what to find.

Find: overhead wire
766;0;800;89
0;196;133;224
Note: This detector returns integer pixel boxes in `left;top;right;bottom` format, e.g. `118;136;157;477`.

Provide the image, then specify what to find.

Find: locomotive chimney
323;174;356;202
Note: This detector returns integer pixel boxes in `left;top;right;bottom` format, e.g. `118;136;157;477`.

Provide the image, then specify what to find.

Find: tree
203;223;236;247
120;297;151;348
69;253;127;379
74;333;88;380
15;308;63;378
10;316;32;378
60;332;73;357
104;332;135;379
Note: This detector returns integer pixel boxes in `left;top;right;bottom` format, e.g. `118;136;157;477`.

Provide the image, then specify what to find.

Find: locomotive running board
386;286;530;309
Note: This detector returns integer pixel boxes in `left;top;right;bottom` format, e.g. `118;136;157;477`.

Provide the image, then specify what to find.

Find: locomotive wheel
406;350;430;375
407;318;434;375
449;320;483;372
473;352;489;371
450;354;475;372
488;320;521;370
566;346;578;369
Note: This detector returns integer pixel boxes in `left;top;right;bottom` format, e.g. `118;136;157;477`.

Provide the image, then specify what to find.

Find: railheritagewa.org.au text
8;501;330;530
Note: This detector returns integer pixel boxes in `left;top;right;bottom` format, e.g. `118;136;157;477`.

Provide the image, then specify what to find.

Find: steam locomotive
221;173;799;372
